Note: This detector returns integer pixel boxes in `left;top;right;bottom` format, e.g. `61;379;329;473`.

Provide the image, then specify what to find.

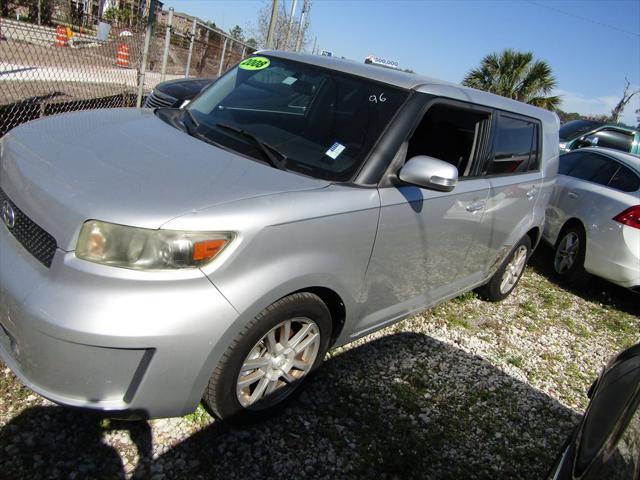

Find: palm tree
462;49;560;110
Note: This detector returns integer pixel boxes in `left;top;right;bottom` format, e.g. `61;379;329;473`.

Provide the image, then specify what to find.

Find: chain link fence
0;1;255;136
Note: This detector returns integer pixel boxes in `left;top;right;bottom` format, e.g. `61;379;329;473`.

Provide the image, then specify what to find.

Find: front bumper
0;224;239;418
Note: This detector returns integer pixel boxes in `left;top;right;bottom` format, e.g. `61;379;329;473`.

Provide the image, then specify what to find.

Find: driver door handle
567;192;579;199
526;187;537;199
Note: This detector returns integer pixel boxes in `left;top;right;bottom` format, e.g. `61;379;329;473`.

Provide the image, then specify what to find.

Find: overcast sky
162;0;640;125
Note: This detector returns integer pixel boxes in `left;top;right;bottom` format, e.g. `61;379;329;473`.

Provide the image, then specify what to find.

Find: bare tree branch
610;78;640;123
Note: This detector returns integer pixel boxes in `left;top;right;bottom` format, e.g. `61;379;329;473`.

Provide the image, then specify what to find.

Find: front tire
477;235;531;302
203;292;332;421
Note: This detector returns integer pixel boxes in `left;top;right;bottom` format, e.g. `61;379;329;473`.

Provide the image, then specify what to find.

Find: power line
526;1;640;38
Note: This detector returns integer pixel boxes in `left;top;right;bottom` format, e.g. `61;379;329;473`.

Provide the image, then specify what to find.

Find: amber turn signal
193;239;228;261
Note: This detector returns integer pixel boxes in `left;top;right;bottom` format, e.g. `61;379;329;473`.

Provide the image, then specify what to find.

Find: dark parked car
550;342;640;479
144;77;214;109
559;119;639;155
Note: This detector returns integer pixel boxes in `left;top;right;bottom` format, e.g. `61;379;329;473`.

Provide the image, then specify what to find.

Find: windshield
185;56;408;181
559;119;602;141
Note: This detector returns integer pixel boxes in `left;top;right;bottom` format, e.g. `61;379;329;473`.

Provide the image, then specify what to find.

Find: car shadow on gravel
0;333;581;480
528;243;640;317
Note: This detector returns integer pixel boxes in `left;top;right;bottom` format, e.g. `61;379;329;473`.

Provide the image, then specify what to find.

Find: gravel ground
1;244;638;479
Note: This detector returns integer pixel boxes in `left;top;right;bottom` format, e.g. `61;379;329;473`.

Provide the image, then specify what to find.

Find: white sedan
543;147;640;290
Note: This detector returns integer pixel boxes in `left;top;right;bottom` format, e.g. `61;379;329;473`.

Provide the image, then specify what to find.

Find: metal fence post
185;19;196;77
160;7;174;81
217;37;228;77
136;0;156;107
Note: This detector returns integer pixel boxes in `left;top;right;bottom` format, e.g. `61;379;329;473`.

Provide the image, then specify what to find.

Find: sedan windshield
559;119;603;141
184;56;408;181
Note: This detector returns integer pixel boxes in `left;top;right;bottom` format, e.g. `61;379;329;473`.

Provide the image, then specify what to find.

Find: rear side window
608;164;640;192
486;115;539;175
592;129;634;153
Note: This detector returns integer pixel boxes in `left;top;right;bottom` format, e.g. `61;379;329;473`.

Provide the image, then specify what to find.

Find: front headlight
76;220;233;270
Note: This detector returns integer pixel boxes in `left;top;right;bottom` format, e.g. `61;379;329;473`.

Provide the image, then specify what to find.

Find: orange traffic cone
116;44;130;68
55;26;68;47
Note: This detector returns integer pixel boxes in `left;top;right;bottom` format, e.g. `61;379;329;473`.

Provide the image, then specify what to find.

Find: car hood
157;78;214;100
0;108;329;251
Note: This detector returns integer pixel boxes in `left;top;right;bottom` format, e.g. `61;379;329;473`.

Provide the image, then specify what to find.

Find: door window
608;164;640;192
406;103;491;177
563;152;614;183
486;115;539;175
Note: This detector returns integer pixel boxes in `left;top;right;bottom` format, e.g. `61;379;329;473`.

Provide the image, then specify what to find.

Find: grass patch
508;355;525;369
452;290;477;304
520;300;538;317
183;403;213;426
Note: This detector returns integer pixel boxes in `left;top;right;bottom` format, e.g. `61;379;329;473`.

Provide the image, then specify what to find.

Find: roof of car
577;147;640;171
261;50;559;125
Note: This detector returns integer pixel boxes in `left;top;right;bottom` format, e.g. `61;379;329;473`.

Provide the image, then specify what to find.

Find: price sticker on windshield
239;56;270;71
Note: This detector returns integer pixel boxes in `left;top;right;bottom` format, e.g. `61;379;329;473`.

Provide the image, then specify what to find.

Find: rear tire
553;225;587;285
203;292;332;421
477;235;531;302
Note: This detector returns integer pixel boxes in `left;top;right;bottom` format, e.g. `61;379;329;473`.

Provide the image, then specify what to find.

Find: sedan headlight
76;220;233;270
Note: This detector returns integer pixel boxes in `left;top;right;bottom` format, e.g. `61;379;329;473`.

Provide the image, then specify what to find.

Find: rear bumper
585;223;640;289
0;224;239;418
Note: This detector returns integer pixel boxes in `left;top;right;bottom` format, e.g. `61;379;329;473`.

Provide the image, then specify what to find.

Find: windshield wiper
215;122;288;171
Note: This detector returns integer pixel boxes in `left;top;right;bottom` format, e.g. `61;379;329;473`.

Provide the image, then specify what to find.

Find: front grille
0;188;57;268
144;90;178;109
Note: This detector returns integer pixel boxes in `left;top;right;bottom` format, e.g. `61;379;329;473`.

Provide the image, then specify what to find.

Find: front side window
561;152;619;186
486;115;539;175
182;56;408;181
406;103;491;177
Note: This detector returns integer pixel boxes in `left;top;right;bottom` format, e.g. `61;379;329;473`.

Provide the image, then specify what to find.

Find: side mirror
578;134;598;148
398;155;458;192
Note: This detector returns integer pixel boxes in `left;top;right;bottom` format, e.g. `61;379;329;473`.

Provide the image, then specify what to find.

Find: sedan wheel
236;317;320;409
554;232;580;274
553;226;587;284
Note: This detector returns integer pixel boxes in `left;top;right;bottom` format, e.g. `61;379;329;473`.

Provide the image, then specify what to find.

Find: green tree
462;49;560;110
556;109;582;123
229;25;244;41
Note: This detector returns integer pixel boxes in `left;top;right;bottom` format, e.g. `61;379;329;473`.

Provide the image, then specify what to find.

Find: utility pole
160;7;173;81
284;0;297;51
295;0;309;52
311;36;317;55
266;0;279;49
136;0;156;107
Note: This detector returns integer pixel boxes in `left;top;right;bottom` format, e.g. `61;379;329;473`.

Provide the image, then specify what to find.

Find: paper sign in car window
239;57;271;71
325;142;346;160
282;76;298;85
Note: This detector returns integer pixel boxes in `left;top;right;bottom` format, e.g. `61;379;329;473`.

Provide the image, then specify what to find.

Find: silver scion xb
0;52;559;419
543;147;640;289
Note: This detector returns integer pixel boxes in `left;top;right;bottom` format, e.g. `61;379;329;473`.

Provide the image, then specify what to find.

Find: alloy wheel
554;232;580;274
236;317;320;409
500;245;528;294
